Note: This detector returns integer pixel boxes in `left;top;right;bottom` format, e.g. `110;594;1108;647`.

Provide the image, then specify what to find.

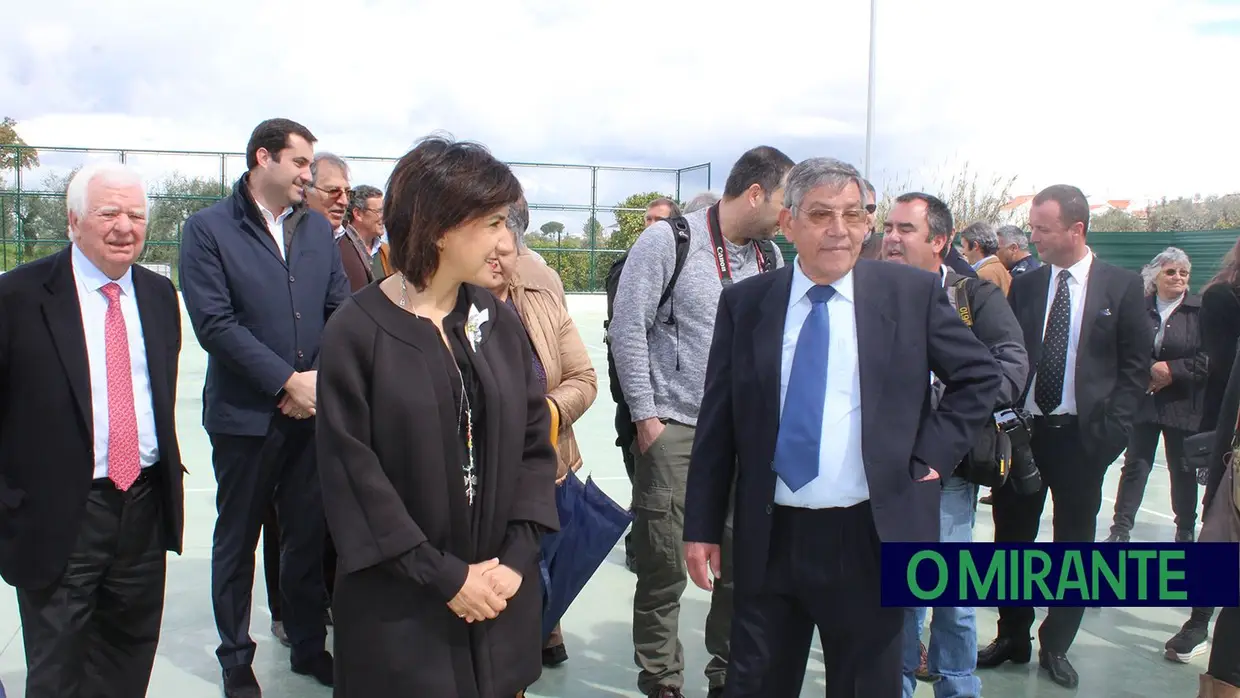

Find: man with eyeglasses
180;118;348;697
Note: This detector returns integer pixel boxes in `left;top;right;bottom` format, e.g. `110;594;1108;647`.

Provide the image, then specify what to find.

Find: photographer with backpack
606;146;793;698
881;192;1029;698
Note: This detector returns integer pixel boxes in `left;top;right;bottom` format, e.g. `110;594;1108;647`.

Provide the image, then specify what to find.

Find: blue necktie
773;284;836;491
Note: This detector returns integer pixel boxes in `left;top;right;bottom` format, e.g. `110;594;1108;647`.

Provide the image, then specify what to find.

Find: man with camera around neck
882;192;1029;698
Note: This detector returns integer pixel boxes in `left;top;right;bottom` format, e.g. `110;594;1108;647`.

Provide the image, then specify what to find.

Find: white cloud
2;0;1236;233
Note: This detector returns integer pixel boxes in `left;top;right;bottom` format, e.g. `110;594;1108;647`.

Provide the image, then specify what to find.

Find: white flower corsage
464;305;490;351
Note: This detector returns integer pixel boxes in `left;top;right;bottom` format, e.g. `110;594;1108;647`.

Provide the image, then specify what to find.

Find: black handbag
1184;430;1215;485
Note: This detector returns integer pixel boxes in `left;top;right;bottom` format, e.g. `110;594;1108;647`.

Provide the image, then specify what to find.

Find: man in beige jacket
959;221;1012;296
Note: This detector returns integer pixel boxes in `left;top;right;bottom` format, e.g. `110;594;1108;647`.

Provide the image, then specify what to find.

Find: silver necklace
398;273;477;506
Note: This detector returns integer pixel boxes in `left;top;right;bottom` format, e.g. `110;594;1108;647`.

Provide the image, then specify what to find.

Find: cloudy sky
3;0;1237;232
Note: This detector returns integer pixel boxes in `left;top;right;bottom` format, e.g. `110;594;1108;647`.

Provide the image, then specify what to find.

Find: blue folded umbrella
539;470;633;641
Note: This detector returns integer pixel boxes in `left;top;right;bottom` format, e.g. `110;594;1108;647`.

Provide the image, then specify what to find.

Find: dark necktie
772;285;836;491
1035;269;1072;414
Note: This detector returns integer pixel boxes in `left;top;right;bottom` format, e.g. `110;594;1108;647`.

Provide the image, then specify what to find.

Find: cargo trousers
630;420;733;694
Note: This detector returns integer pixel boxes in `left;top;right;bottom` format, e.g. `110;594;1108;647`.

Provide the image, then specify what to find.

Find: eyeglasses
312;185;352;200
1162;268;1190;277
794;205;872;228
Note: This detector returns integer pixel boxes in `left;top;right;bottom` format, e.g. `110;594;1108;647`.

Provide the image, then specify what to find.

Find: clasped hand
446;558;524;623
279;370;317;419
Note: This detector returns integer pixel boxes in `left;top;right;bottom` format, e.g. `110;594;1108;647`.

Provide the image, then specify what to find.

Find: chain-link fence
0;145;713;292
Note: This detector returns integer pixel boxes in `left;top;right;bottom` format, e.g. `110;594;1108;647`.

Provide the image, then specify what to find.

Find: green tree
610;191;674;252
144;172;225;266
539;221;564;237
583;216;604;245
1090;208;1147;232
0;116;40;174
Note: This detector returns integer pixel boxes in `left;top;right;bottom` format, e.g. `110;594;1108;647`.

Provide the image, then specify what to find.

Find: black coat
1135;293;1207;432
1201;282;1240;431
316;282;560;698
0;248;184;589
1007;259;1152;463
683;260;1002;595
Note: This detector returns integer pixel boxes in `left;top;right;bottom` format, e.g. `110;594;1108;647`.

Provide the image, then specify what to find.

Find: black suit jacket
683;259;1002;594
179;175;350;437
0;248;185;590
1007;257;1151;462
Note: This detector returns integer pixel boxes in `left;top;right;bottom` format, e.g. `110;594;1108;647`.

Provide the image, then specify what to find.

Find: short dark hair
246;118;316;170
894;191;954;240
384;135;523;290
1032;184;1090;237
346;184;383;222
723;146;795;199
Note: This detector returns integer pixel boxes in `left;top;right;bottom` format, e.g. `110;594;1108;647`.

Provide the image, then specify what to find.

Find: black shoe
223;666;262;698
979;493;993;505
647;687;683;698
1038;649;1079;688
1106;531;1130;543
1176;529;1196;543
542;643;568;667
977;637;1032;667
707;687;724;698
1165;619;1210;662
291;650;334;687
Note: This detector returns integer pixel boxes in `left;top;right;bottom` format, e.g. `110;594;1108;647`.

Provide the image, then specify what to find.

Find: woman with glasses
316;135;559;698
1107;247;1207;544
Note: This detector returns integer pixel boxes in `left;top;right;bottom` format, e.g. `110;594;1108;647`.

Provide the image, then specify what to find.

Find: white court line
1100;496;1176;522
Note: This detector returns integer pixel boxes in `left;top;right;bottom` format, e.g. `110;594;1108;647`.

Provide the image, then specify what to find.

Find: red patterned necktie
101;283;141;491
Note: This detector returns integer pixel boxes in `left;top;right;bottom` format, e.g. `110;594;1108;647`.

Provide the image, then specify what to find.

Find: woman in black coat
316;136;560;697
1165;238;1240;667
1107;247;1207;543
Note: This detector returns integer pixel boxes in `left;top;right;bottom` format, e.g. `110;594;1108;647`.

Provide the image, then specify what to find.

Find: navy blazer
180;175;349;436
683;259;1001;595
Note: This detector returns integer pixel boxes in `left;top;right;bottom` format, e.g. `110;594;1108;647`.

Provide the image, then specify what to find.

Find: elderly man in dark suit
180;117;349;697
0;161;184;698
683;157;1002;697
978;184;1152;688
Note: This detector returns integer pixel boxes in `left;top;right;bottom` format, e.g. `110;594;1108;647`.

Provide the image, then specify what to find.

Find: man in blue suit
683;157;1001;697
180;117;348;698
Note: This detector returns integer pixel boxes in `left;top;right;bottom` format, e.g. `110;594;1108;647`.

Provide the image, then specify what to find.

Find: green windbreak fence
775;229;1240;293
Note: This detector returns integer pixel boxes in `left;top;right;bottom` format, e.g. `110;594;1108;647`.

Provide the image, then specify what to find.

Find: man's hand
916;468;940;483
482;564;523;600
280;370;318;419
1150;361;1172;391
635;418;665;455
685;542;722;592
447;558;507;622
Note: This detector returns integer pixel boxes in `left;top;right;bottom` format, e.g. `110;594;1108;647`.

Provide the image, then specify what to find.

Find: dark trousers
262;503;336;623
209;415;326;669
17;471;166;698
1210;606;1240;686
263;502;282;621
991;420;1109;654
1110;422;1198;536
725;503;903;698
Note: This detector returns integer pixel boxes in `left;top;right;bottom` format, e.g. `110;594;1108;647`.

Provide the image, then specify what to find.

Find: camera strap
707;203;769;286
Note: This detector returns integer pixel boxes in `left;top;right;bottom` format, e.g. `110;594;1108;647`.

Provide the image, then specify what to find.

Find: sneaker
1176;529;1195;543
915;640;935;681
1106;531;1130;543
1165;620;1209;662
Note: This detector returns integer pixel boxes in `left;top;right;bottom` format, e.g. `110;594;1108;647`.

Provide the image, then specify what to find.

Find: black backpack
602;216;778;445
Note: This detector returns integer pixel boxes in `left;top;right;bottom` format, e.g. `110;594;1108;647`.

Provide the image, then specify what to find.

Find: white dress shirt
1025;249;1094;416
773;258;869;508
257;201;292;259
71;245;159;479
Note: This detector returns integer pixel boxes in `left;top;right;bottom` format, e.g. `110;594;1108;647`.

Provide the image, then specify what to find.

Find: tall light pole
864;0;877;179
